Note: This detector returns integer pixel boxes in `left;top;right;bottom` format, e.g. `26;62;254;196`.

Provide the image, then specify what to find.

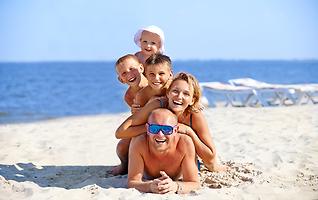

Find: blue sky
0;0;317;61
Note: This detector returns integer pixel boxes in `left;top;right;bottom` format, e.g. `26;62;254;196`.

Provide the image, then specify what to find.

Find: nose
146;42;152;47
157;130;165;136
176;92;183;98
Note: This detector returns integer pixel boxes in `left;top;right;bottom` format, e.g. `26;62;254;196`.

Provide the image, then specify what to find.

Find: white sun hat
134;25;165;53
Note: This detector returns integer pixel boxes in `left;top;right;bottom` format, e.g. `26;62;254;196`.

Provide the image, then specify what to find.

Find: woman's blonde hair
167;72;203;114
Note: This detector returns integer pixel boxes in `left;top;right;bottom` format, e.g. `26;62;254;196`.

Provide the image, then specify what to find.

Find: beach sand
0;105;317;199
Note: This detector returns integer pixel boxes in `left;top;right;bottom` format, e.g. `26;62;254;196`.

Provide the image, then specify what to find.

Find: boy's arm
133;87;150;108
124;89;134;107
131;91;144;114
115;98;161;138
115;115;146;139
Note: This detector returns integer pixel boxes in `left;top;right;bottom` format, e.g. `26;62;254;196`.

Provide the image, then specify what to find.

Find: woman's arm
180;111;217;165
177;135;200;194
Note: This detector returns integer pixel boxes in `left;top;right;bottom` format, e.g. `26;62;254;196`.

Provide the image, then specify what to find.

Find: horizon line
1;58;318;63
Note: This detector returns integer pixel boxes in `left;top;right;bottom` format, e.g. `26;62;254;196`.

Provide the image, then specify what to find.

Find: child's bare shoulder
124;88;136;106
135;51;142;56
135;86;152;106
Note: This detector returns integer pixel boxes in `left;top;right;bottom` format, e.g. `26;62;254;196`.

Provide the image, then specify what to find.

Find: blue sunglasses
147;123;176;135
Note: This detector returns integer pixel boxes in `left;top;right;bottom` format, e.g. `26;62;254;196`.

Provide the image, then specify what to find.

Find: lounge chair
274;83;318;105
228;78;318;106
200;82;258;107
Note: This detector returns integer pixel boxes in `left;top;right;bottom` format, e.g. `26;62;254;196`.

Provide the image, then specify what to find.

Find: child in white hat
134;25;165;64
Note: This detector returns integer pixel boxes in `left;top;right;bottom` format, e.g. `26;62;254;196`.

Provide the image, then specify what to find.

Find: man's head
115;54;144;86
146;108;178;152
144;54;172;91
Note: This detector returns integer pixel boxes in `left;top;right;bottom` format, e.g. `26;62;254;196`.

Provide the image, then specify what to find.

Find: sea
0;60;317;124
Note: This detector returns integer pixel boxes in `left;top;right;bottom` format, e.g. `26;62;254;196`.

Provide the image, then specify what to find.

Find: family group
113;25;226;194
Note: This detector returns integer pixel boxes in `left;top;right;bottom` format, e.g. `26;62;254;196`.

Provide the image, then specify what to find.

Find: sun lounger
274;83;318;105
200;82;258;107
228;78;318;106
228;78;297;106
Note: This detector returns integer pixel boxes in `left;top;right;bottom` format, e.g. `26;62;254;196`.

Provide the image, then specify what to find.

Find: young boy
133;54;173;109
134;25;165;65
115;54;148;109
112;54;148;176
112;54;172;176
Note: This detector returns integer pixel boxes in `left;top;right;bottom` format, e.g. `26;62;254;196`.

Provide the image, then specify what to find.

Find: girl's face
145;63;171;90
140;31;161;56
116;58;143;86
167;80;194;113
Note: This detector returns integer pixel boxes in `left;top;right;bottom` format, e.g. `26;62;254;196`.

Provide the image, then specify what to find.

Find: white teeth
153;82;161;85
173;100;183;105
155;139;166;143
128;77;136;82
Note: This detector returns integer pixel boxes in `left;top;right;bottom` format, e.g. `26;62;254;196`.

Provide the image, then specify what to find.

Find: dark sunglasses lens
161;126;173;135
149;124;160;134
148;124;174;135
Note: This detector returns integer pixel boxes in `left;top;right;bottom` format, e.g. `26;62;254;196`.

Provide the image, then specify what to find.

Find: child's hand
131;104;142;114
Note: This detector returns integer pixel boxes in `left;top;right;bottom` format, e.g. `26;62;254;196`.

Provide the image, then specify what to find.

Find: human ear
145;123;150;134
189;97;196;106
175;125;179;133
139;64;144;73
118;76;124;84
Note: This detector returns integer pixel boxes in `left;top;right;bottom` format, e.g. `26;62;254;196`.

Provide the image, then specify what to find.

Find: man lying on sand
127;108;200;194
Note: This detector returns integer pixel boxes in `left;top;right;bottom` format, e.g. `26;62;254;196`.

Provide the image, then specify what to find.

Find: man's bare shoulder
178;134;195;153
179;134;194;145
131;133;147;149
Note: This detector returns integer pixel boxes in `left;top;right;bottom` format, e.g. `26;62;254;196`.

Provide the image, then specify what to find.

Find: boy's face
116;58;144;86
145;63;172;90
140;31;161;56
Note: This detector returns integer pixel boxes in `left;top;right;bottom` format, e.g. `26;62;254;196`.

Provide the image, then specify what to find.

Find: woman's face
167;79;194;113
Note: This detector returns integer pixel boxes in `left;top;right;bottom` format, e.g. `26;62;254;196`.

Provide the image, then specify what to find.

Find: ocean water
0;60;317;124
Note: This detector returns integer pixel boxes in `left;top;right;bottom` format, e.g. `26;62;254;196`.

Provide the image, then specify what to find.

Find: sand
0;105;317;199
